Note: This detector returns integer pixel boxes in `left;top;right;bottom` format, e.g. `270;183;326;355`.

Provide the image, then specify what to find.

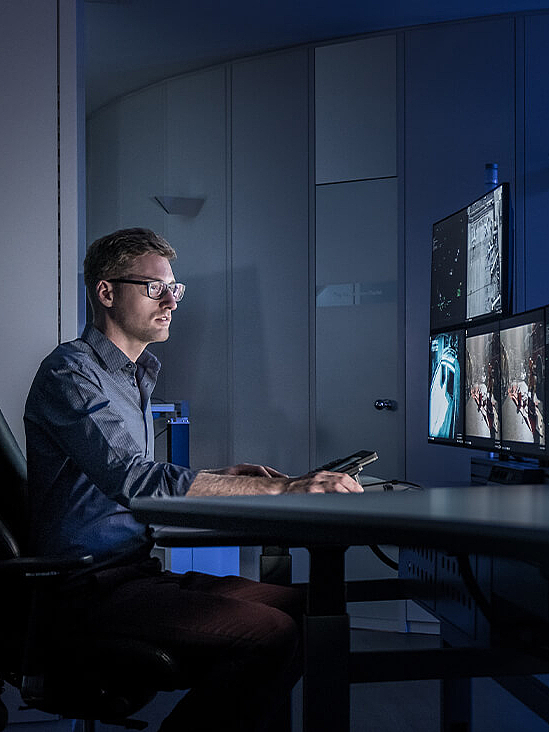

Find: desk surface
131;484;549;563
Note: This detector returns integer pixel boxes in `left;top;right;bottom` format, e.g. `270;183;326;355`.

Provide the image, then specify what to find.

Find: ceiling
85;0;549;114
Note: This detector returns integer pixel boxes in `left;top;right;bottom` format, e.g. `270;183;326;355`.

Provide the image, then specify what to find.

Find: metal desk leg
303;546;349;732
260;546;293;732
441;675;471;731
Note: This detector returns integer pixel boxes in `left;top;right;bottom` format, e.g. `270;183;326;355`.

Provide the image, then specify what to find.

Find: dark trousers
62;559;304;732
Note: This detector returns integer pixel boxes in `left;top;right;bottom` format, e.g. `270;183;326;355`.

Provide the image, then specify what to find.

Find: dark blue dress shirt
24;324;197;560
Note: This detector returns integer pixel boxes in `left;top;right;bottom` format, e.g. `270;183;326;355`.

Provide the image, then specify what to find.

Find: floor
5;629;549;732
346;630;548;732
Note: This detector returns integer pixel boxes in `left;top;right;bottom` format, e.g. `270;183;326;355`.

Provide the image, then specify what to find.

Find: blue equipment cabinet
152;400;239;576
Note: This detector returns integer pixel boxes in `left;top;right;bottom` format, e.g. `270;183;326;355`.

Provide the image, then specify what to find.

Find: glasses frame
107;278;186;302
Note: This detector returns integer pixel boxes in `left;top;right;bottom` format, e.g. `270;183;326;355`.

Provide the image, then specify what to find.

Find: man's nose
162;290;178;309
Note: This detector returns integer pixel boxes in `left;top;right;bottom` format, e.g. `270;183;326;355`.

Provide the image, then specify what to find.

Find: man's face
108;252;178;349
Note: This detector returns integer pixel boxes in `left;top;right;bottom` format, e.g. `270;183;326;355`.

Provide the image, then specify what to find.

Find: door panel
316;178;402;479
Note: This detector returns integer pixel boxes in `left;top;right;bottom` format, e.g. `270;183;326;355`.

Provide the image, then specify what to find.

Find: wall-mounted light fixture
154;196;205;217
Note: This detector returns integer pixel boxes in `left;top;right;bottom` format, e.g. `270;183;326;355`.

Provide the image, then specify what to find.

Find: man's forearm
187;471;286;496
186;469;364;496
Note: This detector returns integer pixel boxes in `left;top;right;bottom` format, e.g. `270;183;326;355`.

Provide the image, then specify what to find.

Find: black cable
457;554;549;657
154;426;167;440
152;399;171;441
360;478;423;491
457;554;495;625
360;478;422;570
369;544;399;571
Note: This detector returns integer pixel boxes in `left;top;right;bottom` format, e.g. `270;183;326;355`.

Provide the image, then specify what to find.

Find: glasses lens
146;281;185;301
144;281;185;301
171;283;185;301
147;281;166;299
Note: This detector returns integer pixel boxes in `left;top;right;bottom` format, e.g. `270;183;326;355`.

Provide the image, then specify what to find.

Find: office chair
0;408;196;732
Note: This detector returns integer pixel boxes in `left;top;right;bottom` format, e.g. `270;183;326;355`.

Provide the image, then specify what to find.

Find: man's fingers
264;465;289;478
307;471;363;493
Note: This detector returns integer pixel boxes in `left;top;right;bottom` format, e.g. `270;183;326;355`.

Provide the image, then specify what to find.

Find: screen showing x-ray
428;330;464;443
466;185;506;321
430;183;508;331
500;311;545;455
465;324;501;448
431;212;467;331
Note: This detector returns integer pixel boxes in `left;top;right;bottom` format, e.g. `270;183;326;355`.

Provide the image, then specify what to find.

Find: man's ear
96;280;115;308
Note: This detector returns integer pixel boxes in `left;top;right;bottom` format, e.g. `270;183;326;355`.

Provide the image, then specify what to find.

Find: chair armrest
0;554;94;576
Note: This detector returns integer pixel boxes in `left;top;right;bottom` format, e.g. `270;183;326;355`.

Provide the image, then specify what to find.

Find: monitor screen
464;321;501;449
430;212;467;331
428;329;465;444
466;184;507;320
430;183;509;331
500;310;545;456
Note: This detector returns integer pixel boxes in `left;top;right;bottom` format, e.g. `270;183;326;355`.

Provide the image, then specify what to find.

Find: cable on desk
360;478;422;571
360;478;423;491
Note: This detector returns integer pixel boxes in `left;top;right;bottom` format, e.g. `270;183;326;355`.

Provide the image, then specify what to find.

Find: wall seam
308;46;317;470
226;63;234;466
397;30;407;481
514;15;526;314
57;0;62;344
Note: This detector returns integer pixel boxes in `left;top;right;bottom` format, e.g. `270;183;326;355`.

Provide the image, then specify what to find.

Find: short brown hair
84;228;176;310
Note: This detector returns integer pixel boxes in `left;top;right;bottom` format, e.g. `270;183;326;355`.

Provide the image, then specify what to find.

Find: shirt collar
81;323;161;380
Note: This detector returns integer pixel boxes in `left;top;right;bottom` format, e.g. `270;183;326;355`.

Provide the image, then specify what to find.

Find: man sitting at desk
24;228;361;732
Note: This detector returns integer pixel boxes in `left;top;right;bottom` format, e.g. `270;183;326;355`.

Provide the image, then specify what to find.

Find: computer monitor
430;183;509;331
500;309;545;457
464;321;501;450
428;329;465;444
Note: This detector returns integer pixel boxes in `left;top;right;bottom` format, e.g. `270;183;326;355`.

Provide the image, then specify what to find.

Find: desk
131;485;549;731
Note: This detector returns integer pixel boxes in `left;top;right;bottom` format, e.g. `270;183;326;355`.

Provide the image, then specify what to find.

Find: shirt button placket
126;362;137;388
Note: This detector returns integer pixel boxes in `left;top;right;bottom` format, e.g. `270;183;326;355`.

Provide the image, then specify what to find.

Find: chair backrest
0;409;28;557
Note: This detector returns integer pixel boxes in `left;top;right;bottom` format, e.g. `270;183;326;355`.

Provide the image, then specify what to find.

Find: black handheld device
315;450;378;478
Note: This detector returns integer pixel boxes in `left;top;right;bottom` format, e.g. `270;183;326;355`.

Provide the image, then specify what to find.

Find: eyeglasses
107;278;186;302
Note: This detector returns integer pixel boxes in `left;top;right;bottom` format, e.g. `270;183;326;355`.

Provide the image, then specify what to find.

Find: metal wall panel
0;0;60;450
160;68;229;470
231;49;310;474
525;15;549;312
315;35;397;184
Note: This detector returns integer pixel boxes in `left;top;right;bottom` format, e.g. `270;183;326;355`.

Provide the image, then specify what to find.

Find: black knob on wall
374;399;397;411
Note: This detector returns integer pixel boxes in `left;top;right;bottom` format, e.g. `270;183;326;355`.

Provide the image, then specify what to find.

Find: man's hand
283;470;363;494
213;465;362;492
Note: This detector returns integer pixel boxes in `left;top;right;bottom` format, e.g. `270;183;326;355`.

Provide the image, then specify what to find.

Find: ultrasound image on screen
465;330;501;442
500;320;545;448
430;213;467;330
429;331;464;441
466;186;504;320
